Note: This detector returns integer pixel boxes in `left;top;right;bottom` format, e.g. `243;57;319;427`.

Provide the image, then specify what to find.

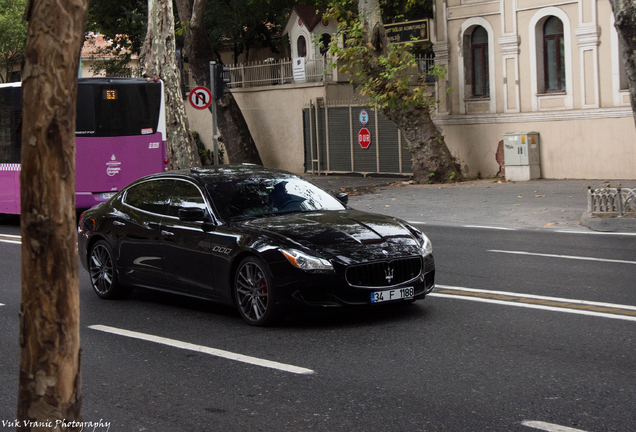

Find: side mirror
334;192;349;206
178;207;207;222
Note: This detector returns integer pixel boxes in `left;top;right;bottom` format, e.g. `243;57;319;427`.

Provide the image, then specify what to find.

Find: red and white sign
189;86;212;110
358;128;371;149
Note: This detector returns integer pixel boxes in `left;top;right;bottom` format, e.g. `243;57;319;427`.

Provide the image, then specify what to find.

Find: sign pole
209;61;219;165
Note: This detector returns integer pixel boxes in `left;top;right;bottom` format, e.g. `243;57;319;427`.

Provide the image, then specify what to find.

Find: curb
580;212;636;233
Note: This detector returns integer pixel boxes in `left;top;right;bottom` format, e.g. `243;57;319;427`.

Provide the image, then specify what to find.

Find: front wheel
88;240;131;299
234;256;278;326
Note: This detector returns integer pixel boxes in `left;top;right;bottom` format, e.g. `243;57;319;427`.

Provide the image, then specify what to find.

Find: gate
303;99;412;175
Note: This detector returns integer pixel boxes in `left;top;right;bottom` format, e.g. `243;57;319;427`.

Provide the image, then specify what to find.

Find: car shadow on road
112;288;432;330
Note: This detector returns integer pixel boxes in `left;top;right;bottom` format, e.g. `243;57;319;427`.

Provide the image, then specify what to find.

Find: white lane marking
0;239;21;245
432;285;636;322
436;285;636;311
489;249;636;265
522;420;590;432
430;293;636;322
463;225;516;230
556;230;636;236
0;234;21;245
406;221;636;236
89;325;315;375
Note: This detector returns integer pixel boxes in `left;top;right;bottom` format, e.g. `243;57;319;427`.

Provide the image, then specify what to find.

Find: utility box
502;132;541;181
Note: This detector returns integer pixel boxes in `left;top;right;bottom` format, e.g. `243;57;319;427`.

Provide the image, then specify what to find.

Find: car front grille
345;256;423;288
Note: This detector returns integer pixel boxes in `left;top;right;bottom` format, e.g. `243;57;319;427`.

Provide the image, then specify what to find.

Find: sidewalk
303;174;636;233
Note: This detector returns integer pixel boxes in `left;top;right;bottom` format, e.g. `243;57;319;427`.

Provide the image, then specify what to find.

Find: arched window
471;26;489;97
543;17;565;92
297;35;307;58
320;33;331;56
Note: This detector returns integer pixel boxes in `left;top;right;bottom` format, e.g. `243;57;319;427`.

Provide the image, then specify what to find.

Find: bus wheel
89;240;131;299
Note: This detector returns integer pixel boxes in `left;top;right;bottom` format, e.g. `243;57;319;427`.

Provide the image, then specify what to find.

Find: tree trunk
384;105;461;182
609;0;636;127
356;0;463;183
139;0;201;170
174;0;263;165
18;0;87;428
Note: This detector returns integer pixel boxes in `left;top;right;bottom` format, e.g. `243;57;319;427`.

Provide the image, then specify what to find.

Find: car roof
136;164;301;186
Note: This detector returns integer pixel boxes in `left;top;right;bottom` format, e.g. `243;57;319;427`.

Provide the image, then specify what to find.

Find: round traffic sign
359;109;369;126
358;128;371;149
189;86;212;110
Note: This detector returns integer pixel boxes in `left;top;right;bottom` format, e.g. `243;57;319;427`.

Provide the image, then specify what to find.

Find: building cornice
433;107;633;125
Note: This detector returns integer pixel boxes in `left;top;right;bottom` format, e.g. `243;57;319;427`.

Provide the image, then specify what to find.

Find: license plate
370;287;414;303
100;192;116;200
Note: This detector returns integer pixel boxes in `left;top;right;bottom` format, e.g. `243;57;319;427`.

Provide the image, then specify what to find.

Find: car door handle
113;221;125;226
161;230;174;236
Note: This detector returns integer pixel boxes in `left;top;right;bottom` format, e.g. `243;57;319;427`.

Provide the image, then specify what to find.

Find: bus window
0;86;21;164
80;82;161;138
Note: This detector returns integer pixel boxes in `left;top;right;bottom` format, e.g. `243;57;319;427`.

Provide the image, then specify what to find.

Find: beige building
186;3;635;180
430;0;635;179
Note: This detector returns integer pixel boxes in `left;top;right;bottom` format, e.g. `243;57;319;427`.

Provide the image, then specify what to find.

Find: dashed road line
522;420;590;432
489;249;636;265
89;324;315;375
432;285;636;322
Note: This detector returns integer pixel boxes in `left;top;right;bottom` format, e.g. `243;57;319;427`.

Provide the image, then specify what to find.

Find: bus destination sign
384;19;429;44
103;89;118;100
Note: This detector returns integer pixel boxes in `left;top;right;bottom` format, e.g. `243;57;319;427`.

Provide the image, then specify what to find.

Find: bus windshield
0;78;168;215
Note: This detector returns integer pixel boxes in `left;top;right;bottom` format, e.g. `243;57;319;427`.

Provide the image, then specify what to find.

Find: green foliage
0;0;27;82
87;0;147;55
326;1;443;113
203;0;308;63
84;36;141;77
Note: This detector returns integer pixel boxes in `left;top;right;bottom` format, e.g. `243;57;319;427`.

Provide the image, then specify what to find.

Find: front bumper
270;254;435;310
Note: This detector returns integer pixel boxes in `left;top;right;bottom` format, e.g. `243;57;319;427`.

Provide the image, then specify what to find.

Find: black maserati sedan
78;164;435;325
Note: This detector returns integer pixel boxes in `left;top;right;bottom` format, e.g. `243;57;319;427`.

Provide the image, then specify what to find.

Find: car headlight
280;248;334;273
405;223;433;257
420;233;433;256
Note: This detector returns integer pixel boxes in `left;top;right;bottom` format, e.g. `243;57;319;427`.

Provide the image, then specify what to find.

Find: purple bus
0;77;169;215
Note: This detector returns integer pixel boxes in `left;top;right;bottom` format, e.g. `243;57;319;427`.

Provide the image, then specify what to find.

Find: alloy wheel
236;261;270;323
90;243;114;295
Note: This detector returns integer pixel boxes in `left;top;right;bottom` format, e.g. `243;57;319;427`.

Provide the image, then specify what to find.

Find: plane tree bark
18;0;88;428
609;0;636;126
139;0;201;170
330;0;463;183
174;0;262;165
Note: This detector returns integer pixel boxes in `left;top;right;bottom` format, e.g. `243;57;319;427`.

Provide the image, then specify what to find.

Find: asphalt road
1;212;635;431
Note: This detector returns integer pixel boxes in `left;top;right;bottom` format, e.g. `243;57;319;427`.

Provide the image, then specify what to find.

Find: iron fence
587;186;636;216
183;54;435;91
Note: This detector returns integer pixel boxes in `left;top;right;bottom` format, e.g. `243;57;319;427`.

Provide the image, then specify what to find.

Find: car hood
239;209;422;265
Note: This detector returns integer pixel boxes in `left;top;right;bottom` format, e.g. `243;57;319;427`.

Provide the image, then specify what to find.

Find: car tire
88;240;131;299
234;256;278;326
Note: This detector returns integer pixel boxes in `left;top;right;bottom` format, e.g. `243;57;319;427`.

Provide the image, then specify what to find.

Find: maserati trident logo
384;264;394;283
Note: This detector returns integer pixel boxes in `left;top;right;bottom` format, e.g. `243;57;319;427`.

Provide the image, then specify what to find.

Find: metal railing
587;185;636;216
183;54;435;91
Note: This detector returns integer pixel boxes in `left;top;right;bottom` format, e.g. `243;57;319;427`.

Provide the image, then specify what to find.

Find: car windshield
205;176;345;221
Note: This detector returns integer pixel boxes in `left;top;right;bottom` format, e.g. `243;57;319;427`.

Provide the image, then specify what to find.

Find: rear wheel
89;240;131;299
234;257;278;326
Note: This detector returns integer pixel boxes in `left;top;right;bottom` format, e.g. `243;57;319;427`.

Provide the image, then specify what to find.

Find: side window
124;179;174;215
167;181;207;217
